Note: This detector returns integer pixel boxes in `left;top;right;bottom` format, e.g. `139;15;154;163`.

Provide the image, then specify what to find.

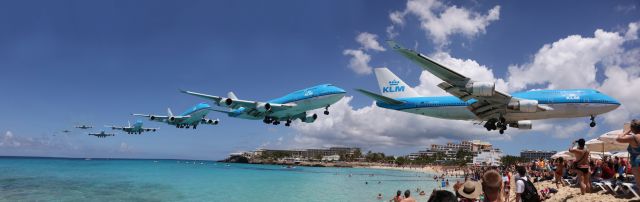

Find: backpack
518;177;541;202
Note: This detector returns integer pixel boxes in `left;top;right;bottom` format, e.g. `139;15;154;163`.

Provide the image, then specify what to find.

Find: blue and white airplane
180;84;346;126
356;41;621;134
132;103;219;129
105;120;159;135
88;131;115;138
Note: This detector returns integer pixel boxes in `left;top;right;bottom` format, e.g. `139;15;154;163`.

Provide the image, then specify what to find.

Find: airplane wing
105;125;128;131
388;40;514;120
181;90;296;113
131;114;191;123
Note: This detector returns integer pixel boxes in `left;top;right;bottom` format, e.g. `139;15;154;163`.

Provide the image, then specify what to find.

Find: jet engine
168;116;176;122
509;120;532;130
150;116;156;120
256;102;272;112
466;82;495;96
302;114;318;123
201;118;219;125
219;98;233;106
507;100;538;113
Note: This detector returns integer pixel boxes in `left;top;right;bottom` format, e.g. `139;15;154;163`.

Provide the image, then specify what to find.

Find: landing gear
263;117;273;124
483;116;507;134
193;125;197;129
590;115;596;127
324;105;330;115
272;120;280;125
285;120;291;127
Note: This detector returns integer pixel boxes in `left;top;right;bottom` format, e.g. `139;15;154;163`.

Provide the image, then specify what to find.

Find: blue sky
1;0;639;160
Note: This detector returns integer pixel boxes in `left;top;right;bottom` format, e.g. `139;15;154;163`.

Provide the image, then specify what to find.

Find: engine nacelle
150;116;156;120
302;114;318;123
509;120;532;130
256;102;272;112
508;100;538;113
201;118;219;125
219;98;233;106
168;116;176;122
466;82;495;96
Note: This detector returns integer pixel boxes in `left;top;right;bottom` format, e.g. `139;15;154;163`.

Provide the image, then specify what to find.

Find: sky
1;0;639;160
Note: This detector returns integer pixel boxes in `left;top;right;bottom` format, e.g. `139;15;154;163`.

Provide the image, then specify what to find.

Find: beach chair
563;177;577;187
614;182;640;198
593;179;617;194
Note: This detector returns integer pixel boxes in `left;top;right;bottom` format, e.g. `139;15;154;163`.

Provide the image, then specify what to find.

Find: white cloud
343;49;373;75
356;32;386;51
626;22;639;40
507;29;626;91
0;131;21;147
390;0;500;46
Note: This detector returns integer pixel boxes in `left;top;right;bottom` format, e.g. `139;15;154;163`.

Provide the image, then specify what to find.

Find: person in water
616;119;640;188
391;190;403;202
569;138;591;194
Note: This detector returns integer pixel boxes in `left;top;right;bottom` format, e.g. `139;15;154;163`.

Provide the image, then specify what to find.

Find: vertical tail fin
373;68;419;98
227;92;238;100
128;121;131;127
167;108;174;117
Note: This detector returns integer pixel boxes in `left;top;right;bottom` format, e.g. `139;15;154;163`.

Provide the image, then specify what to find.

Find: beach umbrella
586;138;627;153
598;130;628;145
589;153;603;160
613;152;630;158
551;151;575;161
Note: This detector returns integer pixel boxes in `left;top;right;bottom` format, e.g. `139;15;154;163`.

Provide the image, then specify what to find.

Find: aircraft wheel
324;111;329;115
285;123;290;127
590;122;596;127
499;129;504;134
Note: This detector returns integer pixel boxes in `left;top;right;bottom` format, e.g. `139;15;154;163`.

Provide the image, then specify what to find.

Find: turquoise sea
0;157;458;202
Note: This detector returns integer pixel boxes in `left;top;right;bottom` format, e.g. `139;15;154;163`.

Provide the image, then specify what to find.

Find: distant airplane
180;84;346;126
356;41;621;134
88;131;115;138
62;129;72;133
75;125;93;129
132;103;219;129
105;120;159;135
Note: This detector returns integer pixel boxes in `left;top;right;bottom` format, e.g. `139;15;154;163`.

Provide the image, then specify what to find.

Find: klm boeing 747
106;120;159;135
132;103;219;129
356;41;621;134
180;84;346;126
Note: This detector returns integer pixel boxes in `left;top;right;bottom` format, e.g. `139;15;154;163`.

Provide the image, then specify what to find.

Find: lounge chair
614;182;640;198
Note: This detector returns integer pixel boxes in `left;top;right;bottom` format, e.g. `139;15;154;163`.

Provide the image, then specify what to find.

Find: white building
322;155;340;162
473;150;503;166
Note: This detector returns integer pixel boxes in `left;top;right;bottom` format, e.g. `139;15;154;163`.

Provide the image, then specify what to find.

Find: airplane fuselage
169;103;211;126
377;89;620;121
229;84;346;120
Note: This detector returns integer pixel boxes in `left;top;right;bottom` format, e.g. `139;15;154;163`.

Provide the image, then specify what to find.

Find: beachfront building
472;150;503;166
409;140;497;161
520;150;556;160
255;147;361;161
321;155;340;162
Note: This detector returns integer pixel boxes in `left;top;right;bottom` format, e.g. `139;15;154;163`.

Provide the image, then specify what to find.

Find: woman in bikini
616;119;640;188
554;157;566;189
569;138;591;194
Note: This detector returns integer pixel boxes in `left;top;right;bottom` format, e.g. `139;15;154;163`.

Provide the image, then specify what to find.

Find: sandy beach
366;165;466;176
506;179;637;202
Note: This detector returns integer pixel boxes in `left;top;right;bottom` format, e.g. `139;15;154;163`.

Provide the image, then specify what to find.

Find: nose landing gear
590;115;596;127
324;105;330;115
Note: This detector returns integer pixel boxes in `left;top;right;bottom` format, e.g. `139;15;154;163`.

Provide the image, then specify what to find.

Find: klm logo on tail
383;80;405;93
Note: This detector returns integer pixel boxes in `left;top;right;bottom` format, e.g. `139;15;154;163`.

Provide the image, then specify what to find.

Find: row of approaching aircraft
76;40;620;137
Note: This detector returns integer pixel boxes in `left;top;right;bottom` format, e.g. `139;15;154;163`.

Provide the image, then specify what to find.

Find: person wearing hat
457;180;482;201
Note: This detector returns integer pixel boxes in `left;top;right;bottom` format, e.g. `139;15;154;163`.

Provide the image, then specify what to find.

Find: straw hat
457;180;482;199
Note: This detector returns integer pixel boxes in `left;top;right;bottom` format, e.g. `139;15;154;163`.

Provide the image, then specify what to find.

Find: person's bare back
400;197;416;202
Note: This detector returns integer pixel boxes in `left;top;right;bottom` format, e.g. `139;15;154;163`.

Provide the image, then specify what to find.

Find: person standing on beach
569;138;591;194
616;119;640;188
553;157;566;189
502;171;510;202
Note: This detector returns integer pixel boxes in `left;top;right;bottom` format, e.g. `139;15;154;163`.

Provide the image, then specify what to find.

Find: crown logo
388;80;400;86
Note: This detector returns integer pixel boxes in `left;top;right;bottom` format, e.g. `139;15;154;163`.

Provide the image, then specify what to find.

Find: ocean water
0;157;458;202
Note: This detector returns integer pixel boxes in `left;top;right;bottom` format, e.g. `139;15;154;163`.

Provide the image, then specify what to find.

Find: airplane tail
373;68;419;98
128;121;131;127
167;108;174;117
227;92;238;100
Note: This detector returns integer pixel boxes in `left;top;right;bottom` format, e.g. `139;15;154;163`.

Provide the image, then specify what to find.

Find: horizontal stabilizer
355;89;404;105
